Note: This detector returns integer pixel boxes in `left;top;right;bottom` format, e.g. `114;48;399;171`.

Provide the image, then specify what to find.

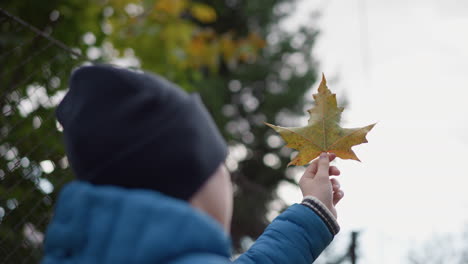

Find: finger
330;178;340;192
303;159;319;179
329;166;340;176
316;152;330;179
305;153;336;178
333;190;344;205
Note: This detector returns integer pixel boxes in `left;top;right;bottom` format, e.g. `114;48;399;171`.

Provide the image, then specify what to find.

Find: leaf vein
280;126;324;152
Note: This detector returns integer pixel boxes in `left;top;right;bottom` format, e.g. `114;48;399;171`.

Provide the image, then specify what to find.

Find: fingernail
320;152;327;159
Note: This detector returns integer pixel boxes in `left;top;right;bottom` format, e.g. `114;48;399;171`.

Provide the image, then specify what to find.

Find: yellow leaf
248;32;266;49
265;74;375;165
187;36;206;57
220;34;237;62
154;0;188;16
190;3;217;23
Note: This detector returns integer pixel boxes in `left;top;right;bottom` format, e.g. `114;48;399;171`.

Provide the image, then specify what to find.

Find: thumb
316;152;330;179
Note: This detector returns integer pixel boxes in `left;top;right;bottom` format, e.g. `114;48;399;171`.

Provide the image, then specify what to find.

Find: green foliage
0;2;93;262
0;0;320;261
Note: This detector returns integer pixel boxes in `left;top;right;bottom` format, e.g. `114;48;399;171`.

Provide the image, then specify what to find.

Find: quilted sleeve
233;204;334;264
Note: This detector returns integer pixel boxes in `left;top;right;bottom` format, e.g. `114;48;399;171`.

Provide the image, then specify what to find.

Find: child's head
57;64;232;230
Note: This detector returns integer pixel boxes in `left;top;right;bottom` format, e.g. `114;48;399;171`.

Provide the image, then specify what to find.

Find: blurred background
0;0;467;263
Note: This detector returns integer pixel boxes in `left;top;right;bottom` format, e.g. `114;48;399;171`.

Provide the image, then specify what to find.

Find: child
41;64;344;264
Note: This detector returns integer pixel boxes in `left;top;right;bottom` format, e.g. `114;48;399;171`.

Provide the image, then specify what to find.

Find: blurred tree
192;0;319;250
0;0;320;262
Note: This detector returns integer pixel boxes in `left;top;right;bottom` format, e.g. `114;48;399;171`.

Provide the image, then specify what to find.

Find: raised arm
234;153;343;264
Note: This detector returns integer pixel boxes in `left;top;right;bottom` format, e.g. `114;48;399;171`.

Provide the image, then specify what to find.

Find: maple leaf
265;74;375;166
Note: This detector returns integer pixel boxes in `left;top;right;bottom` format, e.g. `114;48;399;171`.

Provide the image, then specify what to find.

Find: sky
278;0;468;263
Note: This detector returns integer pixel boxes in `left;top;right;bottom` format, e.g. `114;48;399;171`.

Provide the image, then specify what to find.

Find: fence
0;7;85;263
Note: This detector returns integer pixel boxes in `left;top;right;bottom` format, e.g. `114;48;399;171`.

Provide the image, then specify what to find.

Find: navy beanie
56;64;228;200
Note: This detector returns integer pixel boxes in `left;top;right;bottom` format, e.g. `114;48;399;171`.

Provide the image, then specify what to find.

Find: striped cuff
301;196;340;236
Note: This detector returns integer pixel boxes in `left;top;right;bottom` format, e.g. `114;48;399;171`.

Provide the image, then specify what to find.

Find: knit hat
56;64;228;200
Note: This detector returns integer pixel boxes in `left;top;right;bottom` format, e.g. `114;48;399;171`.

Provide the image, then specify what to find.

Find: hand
298;152;344;218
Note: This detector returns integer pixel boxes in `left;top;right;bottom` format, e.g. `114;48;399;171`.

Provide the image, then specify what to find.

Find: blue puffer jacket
42;181;333;264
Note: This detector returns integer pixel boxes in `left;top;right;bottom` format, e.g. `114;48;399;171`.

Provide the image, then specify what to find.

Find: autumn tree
0;0;321;262
194;0;320;249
